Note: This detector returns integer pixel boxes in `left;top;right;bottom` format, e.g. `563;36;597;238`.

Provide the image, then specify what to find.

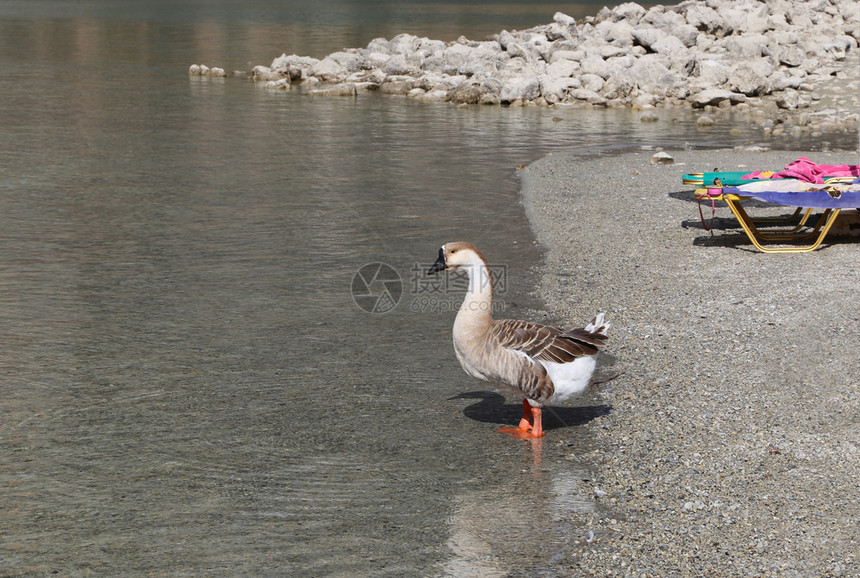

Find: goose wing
492;319;606;363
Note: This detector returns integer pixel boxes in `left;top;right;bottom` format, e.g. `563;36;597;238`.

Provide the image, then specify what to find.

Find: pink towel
743;157;860;183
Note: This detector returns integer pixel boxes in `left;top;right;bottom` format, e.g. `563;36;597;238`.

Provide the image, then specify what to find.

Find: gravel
519;147;860;576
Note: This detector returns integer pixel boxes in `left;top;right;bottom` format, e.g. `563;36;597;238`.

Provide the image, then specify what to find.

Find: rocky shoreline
191;0;859;137
520;148;859;576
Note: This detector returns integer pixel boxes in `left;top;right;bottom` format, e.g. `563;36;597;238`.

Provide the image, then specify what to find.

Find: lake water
1;1;855;575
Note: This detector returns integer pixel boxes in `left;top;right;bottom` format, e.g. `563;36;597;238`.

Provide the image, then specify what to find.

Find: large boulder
499;75;541;102
776;44;806;67
722;3;771;35
309;51;361;82
651;34;688;56
722;33;770;58
546;58;578;78
447;80;484;104
605;20;636;47
540;76;581;103
689;88;746;107
568;88;607;105
611;2;647;24
251;65;283;81
684;4;730;37
619;54;672;94
672;24;700;48
382;54;419;76
270;54;319;80
728;59;774;96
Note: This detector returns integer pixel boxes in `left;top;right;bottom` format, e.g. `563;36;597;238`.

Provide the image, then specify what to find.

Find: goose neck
458;259;494;317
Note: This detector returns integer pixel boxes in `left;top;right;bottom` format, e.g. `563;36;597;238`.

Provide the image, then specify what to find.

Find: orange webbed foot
508;429;546;439
496;425;529;434
497;402;544;438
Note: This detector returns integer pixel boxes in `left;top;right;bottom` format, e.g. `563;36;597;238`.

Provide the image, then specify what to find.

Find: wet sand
520;148;860;575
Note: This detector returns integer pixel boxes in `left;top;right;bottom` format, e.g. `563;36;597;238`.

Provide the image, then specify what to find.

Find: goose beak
427;248;447;275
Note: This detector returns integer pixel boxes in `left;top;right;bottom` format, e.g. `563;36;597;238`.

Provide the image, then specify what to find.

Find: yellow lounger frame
695;188;843;253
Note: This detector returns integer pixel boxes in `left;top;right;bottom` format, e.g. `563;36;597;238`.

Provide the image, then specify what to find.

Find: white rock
447;80;484;104
569;88;607;105
546;22;573;42
690;89;746;108
366;51;391;68
632;27;660;51
652;151;674;164
633;93;657;108
776;89;800;109
777;45;806;67
606;20;635;47
347;69;386;85
500;75;540;102
308;56;348;82
549;50;584;63
770;71;802;91
611;2;647;24
388;33;420;56
821;35;856;60
252;65;281;81
580;55;608;77
723;4;770;35
308;83;358;97
420;89;450;102
264;78;290;90
270;54;319;80
696;58;731;86
728;60;774;96
498;31;533;63
695;114;716;127
722;33;770;58
599;44;632;59
383;54;418;76
379;77;414;95
684;4;726;36
652;35;688;56
622;54;671;94
365;38;390;54
546;59;578;78
415;37;447;58
672;24;699;48
605;55;637;76
580;73;605;92
540;76;581;102
553;12;576;27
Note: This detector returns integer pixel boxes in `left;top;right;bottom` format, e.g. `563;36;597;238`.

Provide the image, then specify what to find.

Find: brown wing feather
492;319;607;364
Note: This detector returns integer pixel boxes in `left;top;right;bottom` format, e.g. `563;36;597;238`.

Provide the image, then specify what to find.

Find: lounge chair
682;170;776;186
698;178;860;253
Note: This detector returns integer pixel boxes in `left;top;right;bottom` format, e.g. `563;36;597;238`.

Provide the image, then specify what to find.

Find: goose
427;242;609;439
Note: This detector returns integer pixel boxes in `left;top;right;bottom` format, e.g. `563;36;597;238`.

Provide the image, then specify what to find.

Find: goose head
427;242;483;274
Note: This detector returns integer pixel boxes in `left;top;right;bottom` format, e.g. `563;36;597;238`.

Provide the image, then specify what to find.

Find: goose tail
585;312;610;336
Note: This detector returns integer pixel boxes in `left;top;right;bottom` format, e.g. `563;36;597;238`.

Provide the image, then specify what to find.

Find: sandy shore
520;148;859;576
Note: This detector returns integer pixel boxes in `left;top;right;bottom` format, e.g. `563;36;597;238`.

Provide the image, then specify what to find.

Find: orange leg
498;400;546;439
517;398;532;430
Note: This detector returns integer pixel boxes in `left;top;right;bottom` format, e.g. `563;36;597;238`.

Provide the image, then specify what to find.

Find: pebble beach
520;148;859;576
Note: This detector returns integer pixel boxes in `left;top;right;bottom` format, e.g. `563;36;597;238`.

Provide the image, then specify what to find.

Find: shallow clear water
1;2;856;575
